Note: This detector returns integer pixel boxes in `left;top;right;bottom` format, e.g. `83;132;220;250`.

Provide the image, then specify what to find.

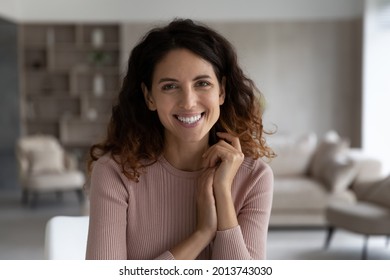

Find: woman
86;18;274;260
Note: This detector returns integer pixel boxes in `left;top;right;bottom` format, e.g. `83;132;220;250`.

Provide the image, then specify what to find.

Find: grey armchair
324;175;390;259
16;135;85;207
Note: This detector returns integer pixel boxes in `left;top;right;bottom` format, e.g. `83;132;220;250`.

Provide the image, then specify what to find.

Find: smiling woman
142;48;225;151
85;18;275;260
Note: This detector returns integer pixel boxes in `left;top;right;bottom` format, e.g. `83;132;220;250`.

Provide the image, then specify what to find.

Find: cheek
153;97;173;122
154;97;172;113
208;94;223;109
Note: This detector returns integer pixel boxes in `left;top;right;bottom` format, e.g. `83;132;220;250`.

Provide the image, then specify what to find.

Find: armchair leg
362;235;369;260
324;226;335;249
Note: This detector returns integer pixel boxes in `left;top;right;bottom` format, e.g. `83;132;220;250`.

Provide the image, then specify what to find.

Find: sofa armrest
328;189;357;204
348;149;384;185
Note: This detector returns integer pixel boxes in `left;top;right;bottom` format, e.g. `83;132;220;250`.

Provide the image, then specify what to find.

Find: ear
219;77;226;105
142;83;157;111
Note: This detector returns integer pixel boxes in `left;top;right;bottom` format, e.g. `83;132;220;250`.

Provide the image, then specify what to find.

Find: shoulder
232;157;273;205
240;157;273;179
234;157;274;191
91;153;127;183
93;153;121;171
92;154;159;184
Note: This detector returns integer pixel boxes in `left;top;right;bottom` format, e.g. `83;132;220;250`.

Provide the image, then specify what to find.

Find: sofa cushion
268;133;317;176
29;148;65;175
309;131;350;178
363;175;390;208
19;135;65;175
28;171;85;191
272;176;328;211
320;154;359;193
309;131;357;192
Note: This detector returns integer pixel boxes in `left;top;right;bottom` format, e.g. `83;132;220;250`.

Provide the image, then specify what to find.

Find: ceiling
0;0;364;23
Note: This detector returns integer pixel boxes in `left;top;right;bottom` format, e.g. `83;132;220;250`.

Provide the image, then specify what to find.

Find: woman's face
143;48;225;146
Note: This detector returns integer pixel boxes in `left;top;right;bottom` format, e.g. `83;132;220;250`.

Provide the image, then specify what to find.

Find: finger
202;145;231;167
202;138;234;159
197;168;215;195
202;140;238;166
199;167;215;185
216;132;242;151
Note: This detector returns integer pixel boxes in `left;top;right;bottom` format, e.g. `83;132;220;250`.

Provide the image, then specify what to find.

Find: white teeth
177;114;202;124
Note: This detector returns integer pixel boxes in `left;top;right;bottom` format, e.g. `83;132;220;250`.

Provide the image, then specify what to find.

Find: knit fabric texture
86;154;273;260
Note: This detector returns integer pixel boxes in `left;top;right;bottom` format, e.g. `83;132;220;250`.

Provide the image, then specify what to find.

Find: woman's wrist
194;228;216;244
213;182;232;196
170;229;214;260
214;189;239;231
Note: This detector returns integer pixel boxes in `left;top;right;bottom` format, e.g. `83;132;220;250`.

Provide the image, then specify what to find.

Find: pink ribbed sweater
86;154;273;260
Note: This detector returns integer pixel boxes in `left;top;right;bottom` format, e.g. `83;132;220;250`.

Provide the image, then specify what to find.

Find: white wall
2;0;364;23
211;22;361;143
362;0;390;174
0;0;19;21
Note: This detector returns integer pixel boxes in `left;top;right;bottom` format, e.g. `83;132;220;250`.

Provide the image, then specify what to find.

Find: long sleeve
86;158;129;259
211;161;274;259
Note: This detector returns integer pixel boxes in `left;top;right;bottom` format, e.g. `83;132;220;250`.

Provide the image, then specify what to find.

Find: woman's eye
196;81;211;87
162;84;177;91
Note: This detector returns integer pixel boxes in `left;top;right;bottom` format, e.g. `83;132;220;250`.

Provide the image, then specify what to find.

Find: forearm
170;230;214;260
214;185;238;231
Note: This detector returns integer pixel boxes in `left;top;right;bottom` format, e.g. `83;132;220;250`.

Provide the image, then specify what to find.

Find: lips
175;113;204;125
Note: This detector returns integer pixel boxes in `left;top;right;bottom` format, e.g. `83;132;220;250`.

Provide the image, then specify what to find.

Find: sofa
266;131;384;227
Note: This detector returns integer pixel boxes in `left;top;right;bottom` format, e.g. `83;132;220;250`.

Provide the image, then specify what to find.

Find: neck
163;136;209;171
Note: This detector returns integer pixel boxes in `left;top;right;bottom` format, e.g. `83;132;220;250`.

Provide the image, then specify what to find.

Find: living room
0;0;389;262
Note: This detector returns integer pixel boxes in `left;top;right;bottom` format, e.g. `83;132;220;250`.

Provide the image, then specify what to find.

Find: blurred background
0;0;389;260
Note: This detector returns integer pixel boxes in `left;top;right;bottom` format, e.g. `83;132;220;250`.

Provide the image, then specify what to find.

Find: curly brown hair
88;19;274;182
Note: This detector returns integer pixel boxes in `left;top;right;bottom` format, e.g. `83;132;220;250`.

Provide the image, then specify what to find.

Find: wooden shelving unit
19;23;121;162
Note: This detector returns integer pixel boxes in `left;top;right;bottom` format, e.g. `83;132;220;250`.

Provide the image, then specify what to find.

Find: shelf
26;122;59;136
60;117;110;147
20;22;121;151
81;24;120;45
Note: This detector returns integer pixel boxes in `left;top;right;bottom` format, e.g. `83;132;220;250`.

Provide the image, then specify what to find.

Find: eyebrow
158;75;212;84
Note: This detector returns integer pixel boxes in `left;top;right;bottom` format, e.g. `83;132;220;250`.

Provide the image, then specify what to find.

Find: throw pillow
309;131;350;179
364;175;390;208
29;148;64;174
320;154;359;192
268;132;317;176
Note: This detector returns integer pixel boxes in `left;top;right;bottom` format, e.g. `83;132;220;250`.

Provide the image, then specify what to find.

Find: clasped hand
196;132;244;239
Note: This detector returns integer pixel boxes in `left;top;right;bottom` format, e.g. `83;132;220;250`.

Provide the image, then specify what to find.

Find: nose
179;86;197;110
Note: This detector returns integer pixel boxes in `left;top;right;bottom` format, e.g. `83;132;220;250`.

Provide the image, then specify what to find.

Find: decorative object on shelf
46;27;55;46
86;108;98;120
28;50;47;70
88;50;110;67
26;102;36;119
31;59;44;70
91;28;104;48
93;73;105;97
